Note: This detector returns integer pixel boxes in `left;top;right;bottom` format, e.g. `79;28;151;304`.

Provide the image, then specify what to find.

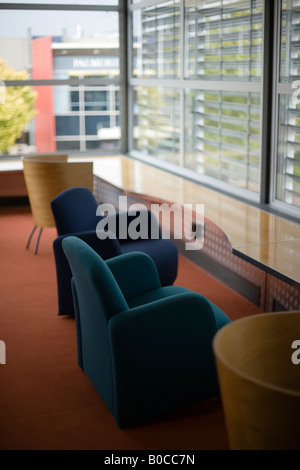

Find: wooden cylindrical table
213;311;300;450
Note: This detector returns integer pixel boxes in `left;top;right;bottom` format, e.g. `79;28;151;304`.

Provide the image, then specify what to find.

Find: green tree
0;59;37;155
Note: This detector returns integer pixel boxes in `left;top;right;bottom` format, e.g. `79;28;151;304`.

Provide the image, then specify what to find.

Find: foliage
0;59;37;154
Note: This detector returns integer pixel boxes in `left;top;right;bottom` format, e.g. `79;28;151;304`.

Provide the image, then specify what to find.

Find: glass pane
185;90;261;192
57;141;81;151
0;84;121;155
132;0;180;79
56;116;80;135
276;94;300;208
84;89;109;111
185;0;263;81
280;0;300;82
0;9;119;80
132;86;180;165
85;115;110;134
276;1;300;209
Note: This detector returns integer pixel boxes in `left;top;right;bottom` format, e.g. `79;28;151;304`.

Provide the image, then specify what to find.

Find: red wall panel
32;37;56;153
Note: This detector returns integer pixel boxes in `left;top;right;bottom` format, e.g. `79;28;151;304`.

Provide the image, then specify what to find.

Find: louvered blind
185;0;263;80
185;89;261;191
184;0;262;191
133;86;181;164
277;0;300;208
133;0;180;78
132;0;263;193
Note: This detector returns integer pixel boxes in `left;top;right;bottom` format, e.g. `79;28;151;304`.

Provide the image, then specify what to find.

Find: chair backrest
22;156;94;228
62;236;128;412
62;236;128;320
51;186;100;235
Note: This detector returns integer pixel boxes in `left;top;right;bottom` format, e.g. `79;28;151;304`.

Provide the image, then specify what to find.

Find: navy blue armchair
62;236;231;428
51;187;178;316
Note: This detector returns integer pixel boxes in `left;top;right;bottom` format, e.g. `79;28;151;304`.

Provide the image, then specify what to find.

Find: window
0;1;123;155
185;0;262;81
273;0;300;211
130;0;263;202
132;1;180;79
185;90;261;191
0;0;299;219
129;0;300;218
133;85;180;164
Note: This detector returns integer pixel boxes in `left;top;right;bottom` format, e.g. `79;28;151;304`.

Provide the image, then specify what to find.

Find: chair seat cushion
127;286;231;331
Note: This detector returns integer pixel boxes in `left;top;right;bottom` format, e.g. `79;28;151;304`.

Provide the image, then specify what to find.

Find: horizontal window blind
132;0;180;78
276;0;300;208
130;0;263;195
185;90;261;191
132;86;180;164
185;0;263;80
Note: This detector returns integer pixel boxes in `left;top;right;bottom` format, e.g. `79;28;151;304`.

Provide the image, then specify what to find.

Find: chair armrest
54;230;122;260
106;251;161;301
53;231;122;316
108;293;231;427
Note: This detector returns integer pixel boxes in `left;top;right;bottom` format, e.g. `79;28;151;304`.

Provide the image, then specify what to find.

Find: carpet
0;206;262;450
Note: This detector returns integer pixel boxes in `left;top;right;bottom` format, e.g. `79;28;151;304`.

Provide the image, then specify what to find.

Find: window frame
128;0;267;205
0;1;127;155
128;0;300;220
269;0;300;219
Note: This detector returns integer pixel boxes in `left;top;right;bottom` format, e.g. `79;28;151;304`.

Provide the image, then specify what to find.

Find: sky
0;4;119;38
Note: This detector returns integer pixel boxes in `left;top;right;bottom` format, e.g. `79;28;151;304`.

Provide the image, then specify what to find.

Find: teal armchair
62;236;231;428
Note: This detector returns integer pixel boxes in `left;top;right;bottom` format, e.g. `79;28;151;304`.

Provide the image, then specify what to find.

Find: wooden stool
22;155;93;254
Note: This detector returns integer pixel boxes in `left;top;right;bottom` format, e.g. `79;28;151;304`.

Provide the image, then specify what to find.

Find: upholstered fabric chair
62;236;231;428
22;155;93;254
51;186;178;316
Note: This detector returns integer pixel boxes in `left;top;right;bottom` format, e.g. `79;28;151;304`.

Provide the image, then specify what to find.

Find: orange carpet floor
0;206;262;450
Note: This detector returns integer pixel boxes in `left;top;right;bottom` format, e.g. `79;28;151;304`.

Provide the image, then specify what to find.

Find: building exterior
32;34;120;153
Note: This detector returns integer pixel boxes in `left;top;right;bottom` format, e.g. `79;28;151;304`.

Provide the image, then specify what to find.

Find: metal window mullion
219;0;224;177
173;0;176;78
179;0;185;167
127;0;134;154
246;92;251;190
3;78;120;87
284;0;292;80
247;0;254;193
218;90;222;179
259;0;274;204
220;1;223;80
0;3;119;12
195;0;198;78
110;85;115;128
78;84;85;152
270;0;283;206
130;77;261;91
119;0;128;153
155;4;158;77
249;0;253;82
